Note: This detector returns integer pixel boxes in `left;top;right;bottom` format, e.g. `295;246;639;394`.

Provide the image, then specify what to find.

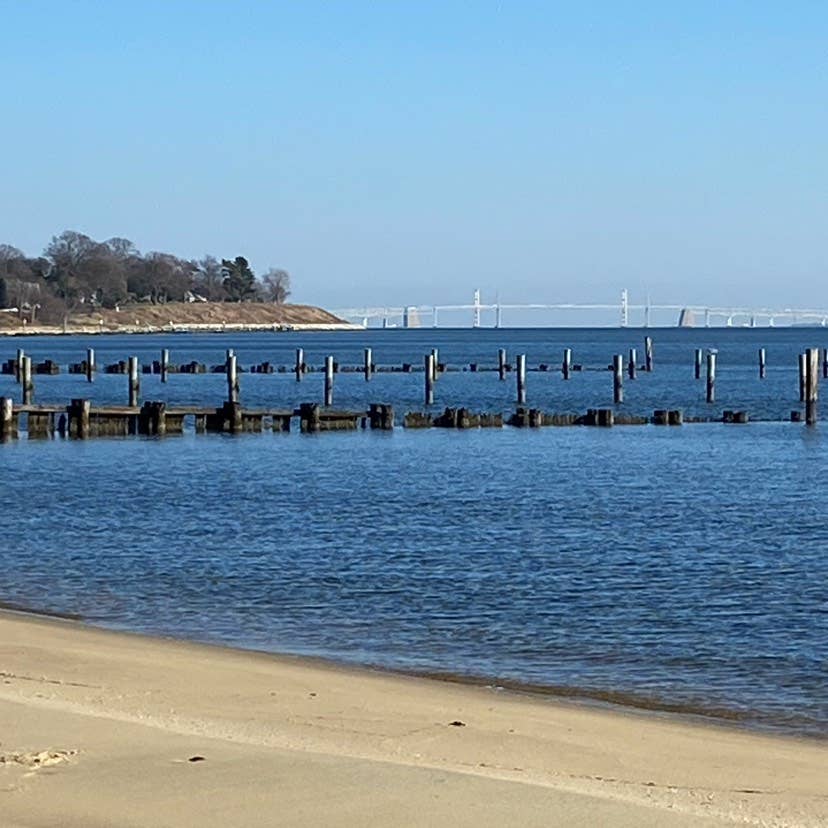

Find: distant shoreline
0;322;363;337
0;300;364;336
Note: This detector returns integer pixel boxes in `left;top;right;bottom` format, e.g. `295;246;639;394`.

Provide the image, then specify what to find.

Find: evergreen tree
221;256;258;301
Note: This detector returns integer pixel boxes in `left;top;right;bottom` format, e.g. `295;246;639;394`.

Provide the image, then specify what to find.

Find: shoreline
0;321;363;337
1;607;825;827
0;601;825;744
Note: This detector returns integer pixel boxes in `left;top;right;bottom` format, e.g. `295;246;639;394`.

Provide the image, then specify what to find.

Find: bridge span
332;290;828;329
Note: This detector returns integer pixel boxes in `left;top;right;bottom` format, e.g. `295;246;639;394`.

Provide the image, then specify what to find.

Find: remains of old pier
1;336;824;442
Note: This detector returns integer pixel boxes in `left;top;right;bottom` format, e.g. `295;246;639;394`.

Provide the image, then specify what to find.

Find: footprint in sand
0;749;77;777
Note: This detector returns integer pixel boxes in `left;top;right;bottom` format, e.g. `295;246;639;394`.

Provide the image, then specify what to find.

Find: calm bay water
0;328;826;736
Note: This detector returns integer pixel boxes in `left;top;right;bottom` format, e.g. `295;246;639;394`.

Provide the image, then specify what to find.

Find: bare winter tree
0;244;26;275
260;268;291;303
129;253;195;303
44;230;129;314
192;255;228;301
0;245;48;316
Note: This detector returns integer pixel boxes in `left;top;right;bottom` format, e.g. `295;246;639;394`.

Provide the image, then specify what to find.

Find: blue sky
1;2;826;310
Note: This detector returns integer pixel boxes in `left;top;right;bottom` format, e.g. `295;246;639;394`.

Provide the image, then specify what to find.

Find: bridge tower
473;290;481;328
620;289;629;327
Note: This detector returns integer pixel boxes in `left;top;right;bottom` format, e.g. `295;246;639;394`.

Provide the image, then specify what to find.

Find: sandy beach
0;610;824;828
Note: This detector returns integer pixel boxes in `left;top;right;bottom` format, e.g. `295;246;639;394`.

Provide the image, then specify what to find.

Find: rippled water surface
0;329;826;736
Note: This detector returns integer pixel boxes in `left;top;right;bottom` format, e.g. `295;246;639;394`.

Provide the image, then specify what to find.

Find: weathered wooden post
806;347;819;426
498;348;507;381
69;399;91;439
628;348;637;380
86;348;95;383
799;353;806;402
21;356;33;405
20;356;34;405
364;347;373;381
161;348;170;383
128;356;140;406
295;348;304;381
613;354;624;403
324;355;334;406
706;350;716;404
425;354;435;405
0;397;15;442
516;353;526;404
226;350;239;404
139;401;167;436
694;348;702;380
431;348;439;381
644;336;653;372
758;348;766;379
15;348;23;383
562;348;572;380
823;347;828;380
369;403;394;430
299;402;321;433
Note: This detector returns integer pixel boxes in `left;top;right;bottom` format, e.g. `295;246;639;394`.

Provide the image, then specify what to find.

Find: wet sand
0;609;825;827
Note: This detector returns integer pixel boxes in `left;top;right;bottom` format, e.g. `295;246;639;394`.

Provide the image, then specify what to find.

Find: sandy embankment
0;301;362;335
0;611;824;828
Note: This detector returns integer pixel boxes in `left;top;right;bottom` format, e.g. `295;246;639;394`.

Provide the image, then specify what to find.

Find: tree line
0;230;291;323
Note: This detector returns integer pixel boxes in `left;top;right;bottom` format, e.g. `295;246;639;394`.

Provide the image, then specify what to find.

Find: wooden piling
644;337;653;372
823;347;828;380
21;356;33;405
26;411;53;439
694;348;702;380
758;348;766;379
706;351;716;404
68;399;91;439
0;397;16;441
562;348;571;380
155;402;167;436
516;354;526;404
613;354;624;404
225;400;242;434
15;348;23;383
431;348;439;381
128;356;140;407
368;403;394;430
425;354;435;405
364;347;373;381
498;348;507;381
227;351;239;403
799;353;806;402
324;356;334;406
86;348;95;383
299;402;321;433
161;349;170;383
628;348;636;380
139;401;167;436
295;348;304;381
805;347;819;426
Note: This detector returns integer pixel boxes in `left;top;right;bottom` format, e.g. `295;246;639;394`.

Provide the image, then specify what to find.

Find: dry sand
0;609;824;827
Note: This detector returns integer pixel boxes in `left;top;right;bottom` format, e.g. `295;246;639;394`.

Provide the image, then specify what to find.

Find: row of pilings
1;340;824;425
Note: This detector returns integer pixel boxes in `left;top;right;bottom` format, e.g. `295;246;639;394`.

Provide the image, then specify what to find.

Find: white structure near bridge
332;290;828;329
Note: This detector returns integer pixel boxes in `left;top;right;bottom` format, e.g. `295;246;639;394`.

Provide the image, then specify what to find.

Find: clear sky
1;1;825;310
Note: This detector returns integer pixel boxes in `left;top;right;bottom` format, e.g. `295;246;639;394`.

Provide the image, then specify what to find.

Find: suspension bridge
331;290;828;329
